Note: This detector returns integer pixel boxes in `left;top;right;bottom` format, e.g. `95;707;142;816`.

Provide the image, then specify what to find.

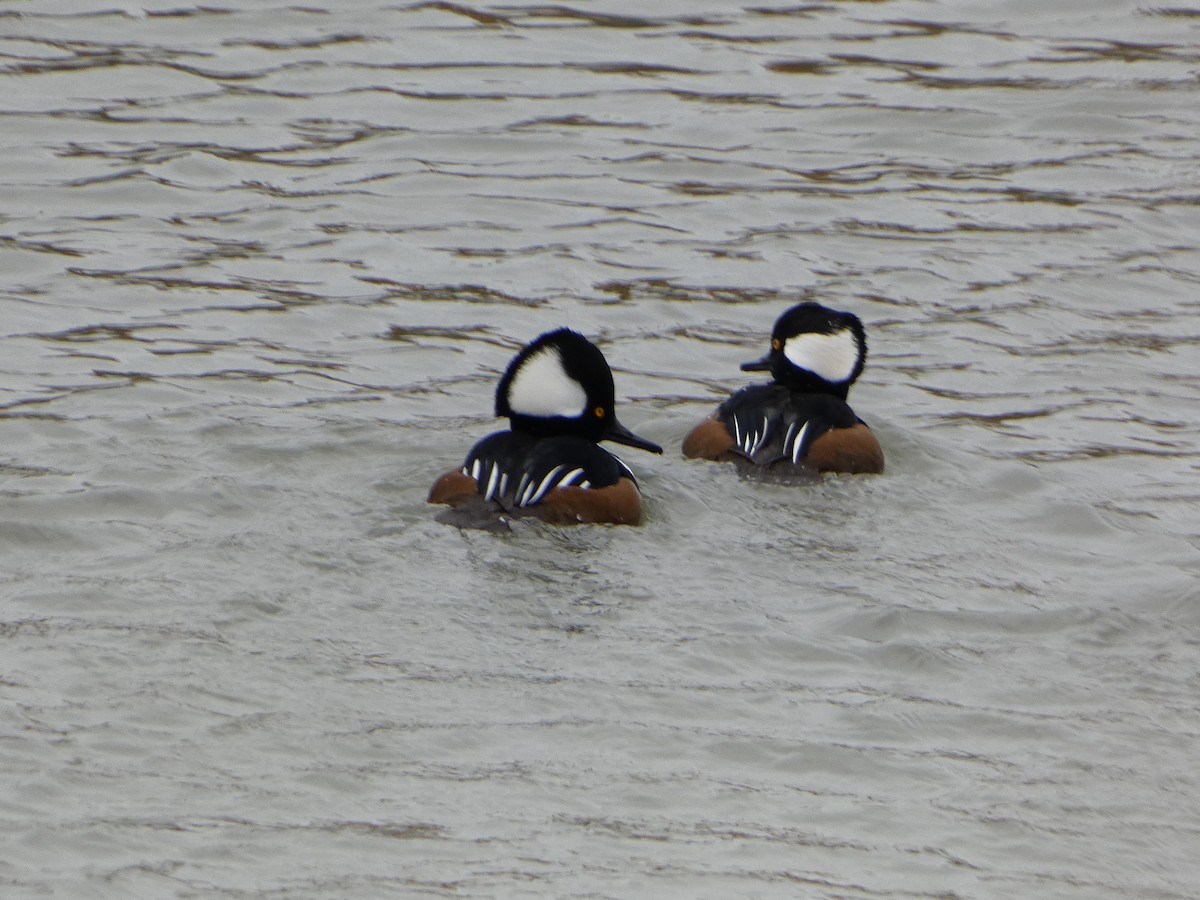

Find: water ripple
3;2;1199;898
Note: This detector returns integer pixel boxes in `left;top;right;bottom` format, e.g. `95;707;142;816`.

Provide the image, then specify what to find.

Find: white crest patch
782;329;859;383
506;346;588;418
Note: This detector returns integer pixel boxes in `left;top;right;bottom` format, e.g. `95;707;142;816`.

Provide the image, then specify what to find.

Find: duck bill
605;417;663;454
740;354;772;372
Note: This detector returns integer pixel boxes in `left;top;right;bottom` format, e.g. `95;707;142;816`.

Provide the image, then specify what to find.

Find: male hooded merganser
429;328;663;526
682;302;884;475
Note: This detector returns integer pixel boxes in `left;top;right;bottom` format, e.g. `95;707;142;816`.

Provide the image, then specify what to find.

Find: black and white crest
495;329;615;440
501;340;590;420
493;329;662;454
742;303;867;398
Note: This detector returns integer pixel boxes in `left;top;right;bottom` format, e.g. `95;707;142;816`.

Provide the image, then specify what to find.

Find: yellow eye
771;338;781;350
594;406;605;418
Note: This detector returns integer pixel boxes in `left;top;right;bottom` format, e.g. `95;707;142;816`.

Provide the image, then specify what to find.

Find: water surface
2;1;1199;897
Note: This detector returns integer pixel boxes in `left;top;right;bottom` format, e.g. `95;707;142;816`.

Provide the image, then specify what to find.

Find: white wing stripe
525;464;566;507
515;473;530;504
782;420;799;458
749;415;768;457
519;476;538;507
792;421;810;464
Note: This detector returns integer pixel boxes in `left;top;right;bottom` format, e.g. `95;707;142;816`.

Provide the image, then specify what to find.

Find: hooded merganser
429;328;663;527
682;302;884;475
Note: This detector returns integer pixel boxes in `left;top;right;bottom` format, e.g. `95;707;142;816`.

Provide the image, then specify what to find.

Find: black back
716;383;862;468
462;430;633;509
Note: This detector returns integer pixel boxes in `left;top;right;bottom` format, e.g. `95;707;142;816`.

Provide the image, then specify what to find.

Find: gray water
2;1;1199;897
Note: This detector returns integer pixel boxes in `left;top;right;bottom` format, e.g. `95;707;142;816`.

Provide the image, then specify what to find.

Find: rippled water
3;1;1199;897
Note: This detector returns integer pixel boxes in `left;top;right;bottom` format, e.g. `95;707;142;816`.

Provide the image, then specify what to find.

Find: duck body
683;383;883;476
683;302;884;477
429;328;661;527
430;430;645;525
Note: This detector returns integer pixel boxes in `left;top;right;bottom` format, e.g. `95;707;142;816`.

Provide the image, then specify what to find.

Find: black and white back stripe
460;430;632;509
781;419;811;465
730;411;815;464
467;457;508;504
514;465;591;508
465;458;597;508
731;413;771;459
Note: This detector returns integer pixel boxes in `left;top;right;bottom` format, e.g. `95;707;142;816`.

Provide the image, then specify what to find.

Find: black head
740;302;867;399
495;328;662;454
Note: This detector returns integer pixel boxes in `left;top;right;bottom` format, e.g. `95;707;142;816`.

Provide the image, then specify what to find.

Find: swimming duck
682;302;884;475
430;328;662;526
